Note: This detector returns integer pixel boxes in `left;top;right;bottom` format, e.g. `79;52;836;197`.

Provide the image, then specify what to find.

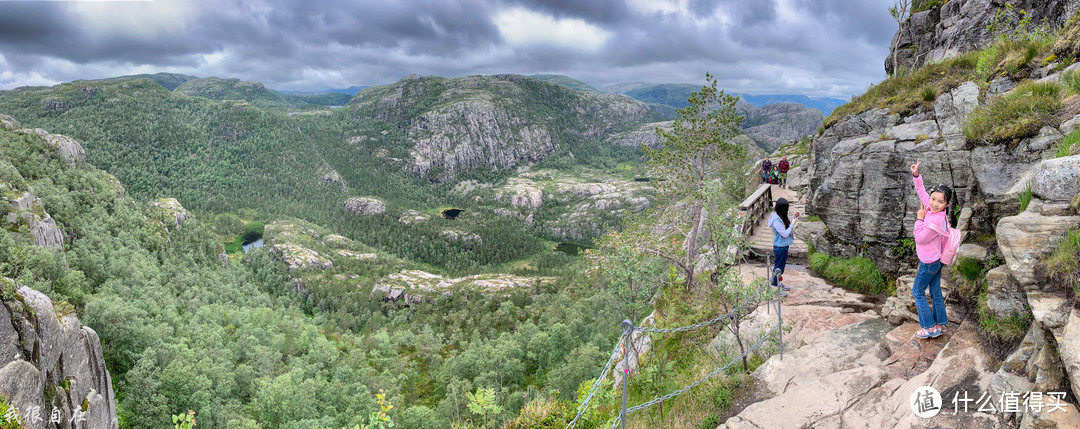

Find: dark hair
929;184;958;227
775;198;790;229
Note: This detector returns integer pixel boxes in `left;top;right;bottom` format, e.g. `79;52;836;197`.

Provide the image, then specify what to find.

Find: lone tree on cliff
642;72;745;289
889;0;912;76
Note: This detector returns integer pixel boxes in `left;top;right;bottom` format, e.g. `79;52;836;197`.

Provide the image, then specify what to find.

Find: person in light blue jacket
769;198;800;296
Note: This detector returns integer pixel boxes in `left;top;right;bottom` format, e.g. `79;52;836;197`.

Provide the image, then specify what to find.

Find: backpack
925;217;962;265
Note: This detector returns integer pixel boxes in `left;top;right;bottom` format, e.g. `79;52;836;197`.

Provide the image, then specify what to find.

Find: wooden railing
738;184;773;239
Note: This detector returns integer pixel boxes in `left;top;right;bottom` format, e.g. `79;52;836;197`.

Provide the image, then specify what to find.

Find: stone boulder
1059;309;1080;404
1031;155;1080;203
984;265;1027;319
343;197;386;215
0;283;118;429
996;210;1080;288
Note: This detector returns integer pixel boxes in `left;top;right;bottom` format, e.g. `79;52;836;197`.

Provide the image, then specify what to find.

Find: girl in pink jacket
909;158;954;339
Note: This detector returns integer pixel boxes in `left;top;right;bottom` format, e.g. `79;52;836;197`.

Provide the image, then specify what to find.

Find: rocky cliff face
741;102;824;153
886;0;1080;75
348;74;662;182
809;5;1080;424
0;282;119;429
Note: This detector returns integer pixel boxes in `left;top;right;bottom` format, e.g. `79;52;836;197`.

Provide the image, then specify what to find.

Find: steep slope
345;74;663;181
886;0;1080;74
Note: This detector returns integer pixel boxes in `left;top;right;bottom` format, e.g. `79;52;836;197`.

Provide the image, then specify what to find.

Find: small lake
554;242;588;256
242;238;264;252
442;208;464;220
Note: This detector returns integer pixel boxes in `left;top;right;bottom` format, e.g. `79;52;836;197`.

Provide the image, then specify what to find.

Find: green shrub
0;394;23;429
1063;70;1080;96
920;86;937;102
963;81;1063;145
503;397;570;429
955;257;982;282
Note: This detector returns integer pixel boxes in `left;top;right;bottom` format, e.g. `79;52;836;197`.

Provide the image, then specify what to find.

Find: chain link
566;334;626;429
609;324;781;428
633;278;772;334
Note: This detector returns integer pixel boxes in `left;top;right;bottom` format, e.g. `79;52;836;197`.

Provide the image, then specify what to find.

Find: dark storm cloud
0;0;896;98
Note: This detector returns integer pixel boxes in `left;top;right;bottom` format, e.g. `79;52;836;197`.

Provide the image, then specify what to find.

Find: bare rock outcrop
371;270;555;305
4;190;64;248
343;197;386;215
353;74;659;181
269;243;333;270
886;0;1079;75
0;282;118;429
15;128;86;167
147;197;191;231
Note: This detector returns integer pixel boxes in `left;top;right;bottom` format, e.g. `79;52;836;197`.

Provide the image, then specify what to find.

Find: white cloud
493;7;611;51
626;0;685;15
66;0;194;40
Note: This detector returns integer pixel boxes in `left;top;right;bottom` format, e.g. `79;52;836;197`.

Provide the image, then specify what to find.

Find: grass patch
808;252;888;295
827;34;1062;128
912;0;948;13
1058;128;1080;157
976;278;1031;344
1041;228;1080;298
963;80;1063;146
1019;181;1033;212
955;257;983;282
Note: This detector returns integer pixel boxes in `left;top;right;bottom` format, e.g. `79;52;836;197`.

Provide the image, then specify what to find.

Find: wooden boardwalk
748;185;809;260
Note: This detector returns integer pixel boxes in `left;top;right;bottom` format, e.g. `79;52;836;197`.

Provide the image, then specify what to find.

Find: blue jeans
913;260;947;329
772;246;789;286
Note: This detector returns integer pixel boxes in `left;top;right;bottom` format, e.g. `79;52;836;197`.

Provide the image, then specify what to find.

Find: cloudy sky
0;0;897;98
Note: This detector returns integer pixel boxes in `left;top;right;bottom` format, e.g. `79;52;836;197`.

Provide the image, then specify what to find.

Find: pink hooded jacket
912;175;948;264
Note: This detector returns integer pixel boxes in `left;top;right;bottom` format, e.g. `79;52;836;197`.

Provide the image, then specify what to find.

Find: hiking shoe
930;326;943;337
771;283;790;291
936;324;946;334
916;328;935;339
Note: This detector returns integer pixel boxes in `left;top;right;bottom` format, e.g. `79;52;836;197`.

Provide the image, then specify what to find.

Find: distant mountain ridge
602;80;846;115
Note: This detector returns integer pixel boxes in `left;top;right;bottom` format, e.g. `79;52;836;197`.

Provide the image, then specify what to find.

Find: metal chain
633;278;772;334
566;332;627;429
609;324;781;428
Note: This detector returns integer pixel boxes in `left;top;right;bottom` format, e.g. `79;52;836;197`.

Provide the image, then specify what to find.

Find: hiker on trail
762;157;772;183
777;156;790;188
770;198;799;297
910;158;954;339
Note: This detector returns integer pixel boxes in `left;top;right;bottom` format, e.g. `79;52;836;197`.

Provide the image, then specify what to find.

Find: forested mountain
528;74;602;92
173;77;325;111
100;72;199;91
0;108;624;428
